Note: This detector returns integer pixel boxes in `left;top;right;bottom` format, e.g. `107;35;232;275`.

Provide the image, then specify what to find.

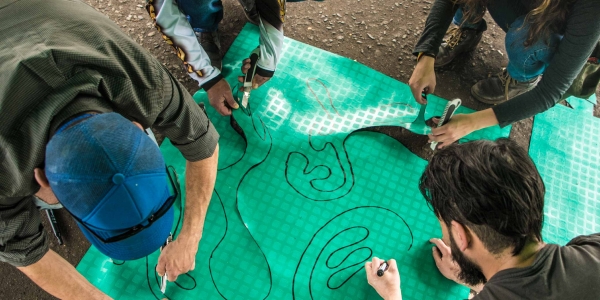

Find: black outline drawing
292;206;414;300
210;112;275;300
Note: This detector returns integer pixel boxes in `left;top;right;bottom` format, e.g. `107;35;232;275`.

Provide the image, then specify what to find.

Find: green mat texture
76;24;510;299
530;95;600;245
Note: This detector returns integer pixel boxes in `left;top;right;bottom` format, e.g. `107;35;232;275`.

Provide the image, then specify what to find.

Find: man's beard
449;233;487;286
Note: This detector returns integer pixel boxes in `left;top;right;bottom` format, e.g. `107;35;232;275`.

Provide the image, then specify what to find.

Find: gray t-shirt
475;234;600;299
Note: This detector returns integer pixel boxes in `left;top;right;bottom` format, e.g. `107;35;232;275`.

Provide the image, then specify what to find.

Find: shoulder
564;234;600;256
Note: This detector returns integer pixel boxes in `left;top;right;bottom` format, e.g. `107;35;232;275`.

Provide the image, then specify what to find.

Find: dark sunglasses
64;166;180;244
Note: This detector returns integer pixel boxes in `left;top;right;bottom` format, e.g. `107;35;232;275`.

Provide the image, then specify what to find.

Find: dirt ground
1;0;598;298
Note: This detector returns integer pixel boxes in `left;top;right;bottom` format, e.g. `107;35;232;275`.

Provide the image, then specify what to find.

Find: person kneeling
366;139;600;299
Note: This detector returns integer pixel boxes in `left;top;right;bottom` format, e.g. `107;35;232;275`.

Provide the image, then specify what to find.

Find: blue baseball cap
45;113;174;260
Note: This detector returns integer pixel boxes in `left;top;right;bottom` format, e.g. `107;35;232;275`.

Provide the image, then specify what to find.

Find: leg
177;0;224;69
505;16;561;82
471;15;561;104
236;0;259;25
176;0;223;33
435;5;486;67
452;6;486;31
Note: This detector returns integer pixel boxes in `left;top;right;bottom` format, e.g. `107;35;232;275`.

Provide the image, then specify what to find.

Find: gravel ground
1;0;598;298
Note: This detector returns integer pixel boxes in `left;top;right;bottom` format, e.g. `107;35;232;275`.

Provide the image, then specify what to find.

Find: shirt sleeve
0;196;49;267
413;0;458;56
146;0;223;91
492;1;600;127
255;0;285;77
152;66;220;162
566;233;600;248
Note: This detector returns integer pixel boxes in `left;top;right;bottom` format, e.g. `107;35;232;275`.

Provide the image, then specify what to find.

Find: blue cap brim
78;206;174;261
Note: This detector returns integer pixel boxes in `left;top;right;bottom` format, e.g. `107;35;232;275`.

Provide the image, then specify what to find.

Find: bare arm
428;108;499;149
18;249;110;300
156;143;219;281
180;143;219;246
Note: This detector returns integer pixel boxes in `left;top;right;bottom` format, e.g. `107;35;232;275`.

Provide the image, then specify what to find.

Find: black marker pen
377;261;389;277
45;209;63;245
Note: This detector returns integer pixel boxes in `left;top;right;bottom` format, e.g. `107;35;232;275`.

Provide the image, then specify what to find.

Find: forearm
17;250;110;300
469;108;499;131
180;144;219;242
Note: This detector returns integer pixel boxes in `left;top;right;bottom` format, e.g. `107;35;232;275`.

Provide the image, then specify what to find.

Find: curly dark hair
419;139;545;256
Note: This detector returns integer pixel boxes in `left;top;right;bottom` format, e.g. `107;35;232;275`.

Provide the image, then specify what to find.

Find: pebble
337;35;344;40
137;15;144;20
367;33;375;39
402;34;407;39
126;14;132;20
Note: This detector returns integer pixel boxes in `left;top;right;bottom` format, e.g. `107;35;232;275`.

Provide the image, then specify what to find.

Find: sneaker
435;27;483;68
196;31;222;71
471;69;541;104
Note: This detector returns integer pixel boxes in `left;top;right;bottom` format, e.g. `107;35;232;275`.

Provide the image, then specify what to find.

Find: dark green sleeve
492;1;600;127
413;0;459;56
151;66;219;162
0;197;49;267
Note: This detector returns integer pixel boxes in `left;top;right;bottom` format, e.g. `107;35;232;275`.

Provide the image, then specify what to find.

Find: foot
471;69;541;104
196;31;222;70
435;26;483;67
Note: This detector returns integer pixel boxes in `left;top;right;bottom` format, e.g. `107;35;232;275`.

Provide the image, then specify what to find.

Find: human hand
156;237;198;282
430;238;462;283
206;78;238;116
428;114;475;149
237;58;271;89
365;257;402;300
408;56;436;105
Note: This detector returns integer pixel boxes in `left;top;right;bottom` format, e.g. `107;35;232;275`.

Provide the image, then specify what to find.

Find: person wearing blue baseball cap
0;0;220;298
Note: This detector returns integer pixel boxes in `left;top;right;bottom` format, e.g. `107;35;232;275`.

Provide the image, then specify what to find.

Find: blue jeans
177;0;223;32
453;4;562;82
